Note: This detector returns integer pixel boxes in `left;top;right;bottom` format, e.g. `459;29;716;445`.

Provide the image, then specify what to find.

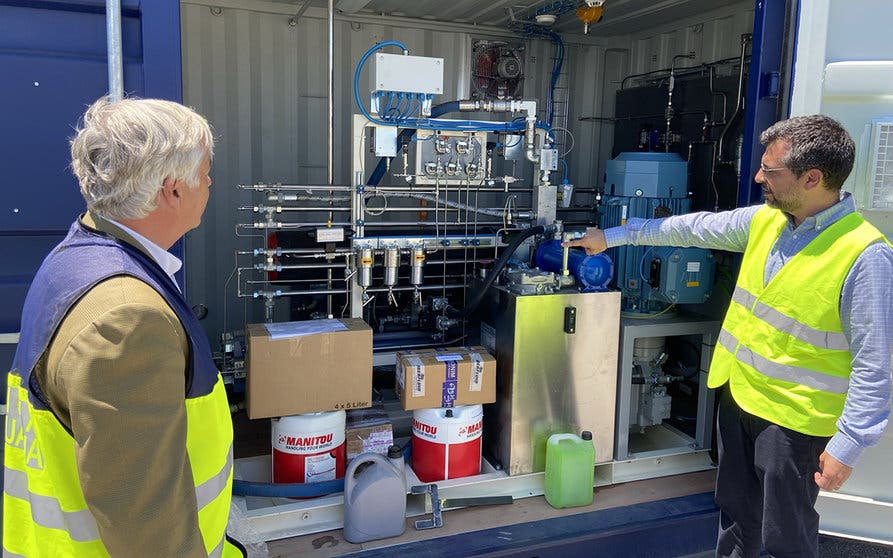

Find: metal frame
232;448;716;541
615;314;720;461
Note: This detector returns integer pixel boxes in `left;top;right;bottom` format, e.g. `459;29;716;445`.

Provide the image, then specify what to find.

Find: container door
0;0;182;407
789;0;893;545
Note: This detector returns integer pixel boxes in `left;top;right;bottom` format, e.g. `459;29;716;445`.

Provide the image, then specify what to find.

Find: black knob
387;445;402;459
581;431;593;441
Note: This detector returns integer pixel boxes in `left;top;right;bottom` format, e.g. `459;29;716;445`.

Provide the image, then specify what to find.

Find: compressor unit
599;152;715;314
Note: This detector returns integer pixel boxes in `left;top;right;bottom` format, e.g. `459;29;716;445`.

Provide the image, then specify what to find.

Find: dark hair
759;114;855;191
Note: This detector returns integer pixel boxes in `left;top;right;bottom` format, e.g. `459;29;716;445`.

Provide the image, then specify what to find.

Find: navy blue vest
12;218;219;412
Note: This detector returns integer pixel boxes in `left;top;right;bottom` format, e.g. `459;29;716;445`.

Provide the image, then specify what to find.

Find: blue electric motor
600;152;715;313
535;239;614;291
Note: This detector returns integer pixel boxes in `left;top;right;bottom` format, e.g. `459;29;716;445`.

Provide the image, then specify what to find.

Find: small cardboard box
345;406;394;462
246;318;373;419
395;346;496;410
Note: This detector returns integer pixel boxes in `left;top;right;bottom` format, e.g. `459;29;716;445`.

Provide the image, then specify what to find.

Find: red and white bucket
411;405;483;482
272;411;346;485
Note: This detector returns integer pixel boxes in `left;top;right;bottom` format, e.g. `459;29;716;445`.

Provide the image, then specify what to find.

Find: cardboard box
395;346;496;410
246;318;372;419
345;406;394;462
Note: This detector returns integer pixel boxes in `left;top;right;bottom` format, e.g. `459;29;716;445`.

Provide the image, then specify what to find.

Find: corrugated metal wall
180;0;753;342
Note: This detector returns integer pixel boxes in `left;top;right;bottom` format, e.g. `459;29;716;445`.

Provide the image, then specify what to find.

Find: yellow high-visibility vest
709;205;887;435
4;373;242;558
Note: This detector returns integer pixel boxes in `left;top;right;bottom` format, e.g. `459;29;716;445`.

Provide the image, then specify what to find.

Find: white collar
106;219;183;291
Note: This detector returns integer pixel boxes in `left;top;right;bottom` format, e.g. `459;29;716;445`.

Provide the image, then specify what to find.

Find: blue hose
366;100;460;185
232;445;413;498
232;478;344;498
353;42;528;132
546;31;565;127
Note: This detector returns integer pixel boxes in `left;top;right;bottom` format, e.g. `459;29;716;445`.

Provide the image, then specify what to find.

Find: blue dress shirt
603;192;893;466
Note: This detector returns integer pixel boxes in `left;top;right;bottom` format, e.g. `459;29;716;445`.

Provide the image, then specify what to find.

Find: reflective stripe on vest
4;467;100;542
3;373;239;557
708;206;887;435
717;329;850;394
729;288;850;351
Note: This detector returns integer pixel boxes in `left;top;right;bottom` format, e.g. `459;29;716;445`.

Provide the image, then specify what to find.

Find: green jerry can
544;431;595;509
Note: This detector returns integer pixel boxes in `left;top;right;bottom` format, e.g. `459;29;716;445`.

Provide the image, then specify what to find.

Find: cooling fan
471;41;524;100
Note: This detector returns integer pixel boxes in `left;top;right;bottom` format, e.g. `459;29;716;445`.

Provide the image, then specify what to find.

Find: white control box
373;53;443;96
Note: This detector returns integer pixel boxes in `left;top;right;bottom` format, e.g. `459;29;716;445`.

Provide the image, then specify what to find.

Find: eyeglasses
758;164;787;174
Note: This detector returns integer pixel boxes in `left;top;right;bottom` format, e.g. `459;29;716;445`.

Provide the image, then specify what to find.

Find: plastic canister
411;405;483;482
534;239;614;290
272;411;346;487
343;445;407;543
544;431;595;509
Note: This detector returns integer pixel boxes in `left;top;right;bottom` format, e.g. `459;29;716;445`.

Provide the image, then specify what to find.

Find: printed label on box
434;354;464;362
442;360;458;407
364;430;393;453
469;353;484;392
409;356;425;397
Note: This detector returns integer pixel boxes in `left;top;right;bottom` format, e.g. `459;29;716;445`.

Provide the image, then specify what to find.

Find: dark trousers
715;388;830;558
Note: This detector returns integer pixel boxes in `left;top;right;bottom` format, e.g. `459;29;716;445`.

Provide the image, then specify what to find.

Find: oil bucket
272;411;346;486
411;405;482;482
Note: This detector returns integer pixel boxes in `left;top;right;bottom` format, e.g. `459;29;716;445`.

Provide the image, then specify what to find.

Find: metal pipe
244;206;351;212
665;53;696;152
238;221;353;229
268;193;351;202
250;288;350;299
327;0;334;189
257;263;348;271
366;284;464;294
369;206;532;214
707;65;728;127
717;34;752;163
240;247;353;256
327;0;335;298
239;184;354;191
106;0;123;101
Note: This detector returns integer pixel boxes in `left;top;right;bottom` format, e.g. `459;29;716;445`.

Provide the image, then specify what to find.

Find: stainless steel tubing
106;0;123;101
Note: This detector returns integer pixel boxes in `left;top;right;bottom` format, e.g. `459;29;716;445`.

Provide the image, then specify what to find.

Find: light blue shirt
604;192;893;466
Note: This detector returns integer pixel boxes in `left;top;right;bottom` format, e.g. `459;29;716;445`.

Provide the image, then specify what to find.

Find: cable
639;247;654;283
363;193;388;216
560;159;569;183
551;125;576;158
624;304;677;319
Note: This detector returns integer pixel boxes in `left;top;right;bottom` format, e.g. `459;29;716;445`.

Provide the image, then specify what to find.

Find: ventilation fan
471;40;524;100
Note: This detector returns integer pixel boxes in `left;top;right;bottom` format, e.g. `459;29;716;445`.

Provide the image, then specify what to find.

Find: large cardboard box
395;346;496;410
246;318;373;419
345;405;394;462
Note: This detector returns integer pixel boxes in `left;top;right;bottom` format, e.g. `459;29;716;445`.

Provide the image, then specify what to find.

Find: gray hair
759;114;854;191
70;97;214;220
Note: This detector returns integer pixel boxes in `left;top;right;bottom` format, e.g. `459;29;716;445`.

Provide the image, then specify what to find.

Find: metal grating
869;121;893;211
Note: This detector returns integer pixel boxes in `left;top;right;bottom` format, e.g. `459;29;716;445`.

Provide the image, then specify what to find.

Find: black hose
458;225;547;318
